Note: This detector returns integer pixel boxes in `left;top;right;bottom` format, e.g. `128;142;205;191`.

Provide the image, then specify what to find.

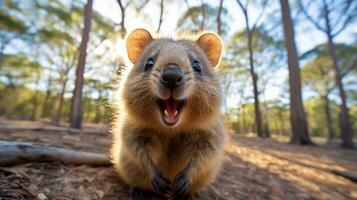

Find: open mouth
157;97;186;126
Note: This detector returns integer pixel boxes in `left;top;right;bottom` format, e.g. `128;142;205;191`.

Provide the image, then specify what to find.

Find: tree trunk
52;77;68;125
322;94;335;141
30;90;39;121
116;0;126;37
30;77;41;121
241;105;247;134
278;109;285;135
216;0;224;35
157;0;164;33
323;11;354;148
200;0;205;31
70;0;93;129
95;91;102;123
280;0;312;145
42;77;52;118
247;30;263;137
263;101;270;138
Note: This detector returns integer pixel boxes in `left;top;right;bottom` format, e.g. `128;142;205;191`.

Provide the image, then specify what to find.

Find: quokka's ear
126;29;153;64
195;32;223;67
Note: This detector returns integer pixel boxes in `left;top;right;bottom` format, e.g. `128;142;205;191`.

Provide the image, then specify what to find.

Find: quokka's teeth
174;110;178;116
164;109;168;116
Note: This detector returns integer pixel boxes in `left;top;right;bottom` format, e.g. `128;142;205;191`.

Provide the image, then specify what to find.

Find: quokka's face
122;29;223;128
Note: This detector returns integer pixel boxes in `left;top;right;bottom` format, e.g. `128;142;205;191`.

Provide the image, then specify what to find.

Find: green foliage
1;54;42;84
0;0;118;124
0;10;27;34
38;28;75;44
304;97;340;138
226;27;285;69
302;55;334;95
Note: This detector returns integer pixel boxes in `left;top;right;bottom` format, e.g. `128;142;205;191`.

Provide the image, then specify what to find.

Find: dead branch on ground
0;140;111;166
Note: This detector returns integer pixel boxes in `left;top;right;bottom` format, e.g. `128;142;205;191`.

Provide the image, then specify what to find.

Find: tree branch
116;0;126;37
157;0;164;33
216;0;224;35
341;56;357;78
0;140;111;166
236;0;247;13
136;0;149;11
184;0;190;9
332;11;356;37
252;0;268;31
0;124;107;134
200;0;206;31
331;0;352;28
299;0;326;32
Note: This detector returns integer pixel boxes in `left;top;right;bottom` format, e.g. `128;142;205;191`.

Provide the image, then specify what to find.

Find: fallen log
332;170;357;183
0;124;108;134
0;140;112;166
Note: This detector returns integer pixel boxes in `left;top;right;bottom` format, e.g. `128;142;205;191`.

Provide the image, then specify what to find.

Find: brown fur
111;29;228;197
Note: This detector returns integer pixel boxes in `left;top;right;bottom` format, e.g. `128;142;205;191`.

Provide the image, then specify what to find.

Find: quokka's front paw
150;169;171;196
169;170;192;200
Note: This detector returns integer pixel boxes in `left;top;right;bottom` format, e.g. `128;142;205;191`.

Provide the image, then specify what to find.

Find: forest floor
0;118;356;200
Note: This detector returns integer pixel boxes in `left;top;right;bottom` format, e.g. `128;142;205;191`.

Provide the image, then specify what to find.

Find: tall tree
70;0;93;129
236;0;268;137
280;0;312;144
301;43;357;141
299;0;357;148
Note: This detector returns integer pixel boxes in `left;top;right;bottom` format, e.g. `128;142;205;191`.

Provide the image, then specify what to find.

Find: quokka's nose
160;65;183;90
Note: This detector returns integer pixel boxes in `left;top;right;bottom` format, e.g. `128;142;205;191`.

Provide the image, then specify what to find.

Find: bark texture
280;0;312;145
70;0;93;129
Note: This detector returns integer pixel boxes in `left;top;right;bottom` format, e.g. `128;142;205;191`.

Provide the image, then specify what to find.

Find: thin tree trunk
236;1;264;137
216;0;224;35
323;3;354;148
116;0;126;37
200;0;205;31
263;101;270;138
223;74;232;114
322;94;335;141
280;0;312;145
30;80;40;121
70;0;93;129
157;0;164;33
247;26;263;137
327;36;353;148
277;109;285;135
95;91;102;123
52;78;68;125
241;105;247;134
42;77;52;118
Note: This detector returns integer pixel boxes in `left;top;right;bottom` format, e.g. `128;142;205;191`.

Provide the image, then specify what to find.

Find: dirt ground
0;119;356;200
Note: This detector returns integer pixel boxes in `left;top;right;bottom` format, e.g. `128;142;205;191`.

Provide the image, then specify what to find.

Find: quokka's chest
154;134;193;178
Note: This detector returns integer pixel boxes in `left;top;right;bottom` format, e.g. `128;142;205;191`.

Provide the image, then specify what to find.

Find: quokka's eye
192;60;202;73
144;58;155;71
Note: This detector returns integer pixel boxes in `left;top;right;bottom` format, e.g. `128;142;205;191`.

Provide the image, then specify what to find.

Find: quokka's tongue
163;99;178;120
